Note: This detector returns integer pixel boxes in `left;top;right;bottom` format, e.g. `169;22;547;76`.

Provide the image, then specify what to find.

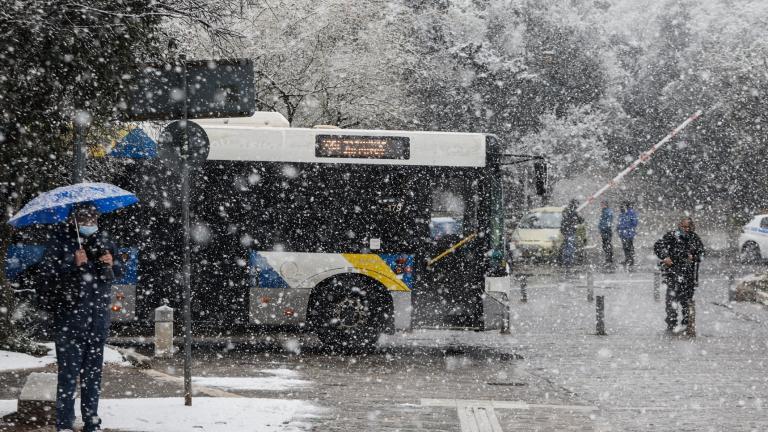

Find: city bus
9;112;514;349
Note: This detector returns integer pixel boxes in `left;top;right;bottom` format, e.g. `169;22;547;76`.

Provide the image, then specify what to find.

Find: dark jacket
654;229;704;277
560;205;583;237
617;208;638;239
37;226;123;339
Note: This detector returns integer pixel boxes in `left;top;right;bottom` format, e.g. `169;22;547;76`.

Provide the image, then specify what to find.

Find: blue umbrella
7;182;138;228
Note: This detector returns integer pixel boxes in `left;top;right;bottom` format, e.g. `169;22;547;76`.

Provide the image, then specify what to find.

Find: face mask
79;225;98;236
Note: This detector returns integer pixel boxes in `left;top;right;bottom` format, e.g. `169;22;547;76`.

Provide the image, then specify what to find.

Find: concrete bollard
595;295;606;336
587;270;594;302
154;305;174;358
501;291;511;335
520;274;528;303
686;299;696;337
653;271;661;302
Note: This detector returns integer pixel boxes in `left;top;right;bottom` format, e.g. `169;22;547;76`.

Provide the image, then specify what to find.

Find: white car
738;214;768;263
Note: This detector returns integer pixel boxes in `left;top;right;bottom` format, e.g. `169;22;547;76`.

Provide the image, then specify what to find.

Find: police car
738;214;768;264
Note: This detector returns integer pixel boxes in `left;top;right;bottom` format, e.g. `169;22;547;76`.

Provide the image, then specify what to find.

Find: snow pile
0;349;53;372
0;343;129;372
0;397;321;432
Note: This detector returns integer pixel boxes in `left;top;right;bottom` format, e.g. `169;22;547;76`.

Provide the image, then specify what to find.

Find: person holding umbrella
9;183;137;432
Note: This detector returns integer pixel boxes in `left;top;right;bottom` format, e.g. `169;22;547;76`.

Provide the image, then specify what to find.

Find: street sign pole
180;55;193;407
72;117;88;183
118;57;255;407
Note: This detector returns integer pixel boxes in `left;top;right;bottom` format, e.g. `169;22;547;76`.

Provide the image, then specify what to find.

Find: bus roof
198;122;489;167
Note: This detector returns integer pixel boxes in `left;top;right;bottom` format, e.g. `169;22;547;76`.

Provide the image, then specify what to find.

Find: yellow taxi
508;206;587;263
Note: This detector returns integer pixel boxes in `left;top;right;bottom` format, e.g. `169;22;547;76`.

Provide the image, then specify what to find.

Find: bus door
413;170;485;329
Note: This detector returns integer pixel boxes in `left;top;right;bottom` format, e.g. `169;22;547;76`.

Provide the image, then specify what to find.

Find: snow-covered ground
0;397;321;432
0;343;128;372
193;368;311;391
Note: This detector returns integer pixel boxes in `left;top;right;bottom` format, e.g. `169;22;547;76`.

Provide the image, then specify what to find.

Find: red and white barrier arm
577;109;703;212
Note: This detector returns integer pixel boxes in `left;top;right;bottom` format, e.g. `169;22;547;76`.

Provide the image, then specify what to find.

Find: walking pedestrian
598;200;614;270
617;201;638;270
560;199;583;275
654;217;704;333
38;204;123;432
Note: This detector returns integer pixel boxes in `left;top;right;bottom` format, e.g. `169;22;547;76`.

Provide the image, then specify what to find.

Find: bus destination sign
315;135;410;160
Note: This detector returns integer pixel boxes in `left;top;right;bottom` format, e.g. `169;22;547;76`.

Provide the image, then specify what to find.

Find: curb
108;345;152;369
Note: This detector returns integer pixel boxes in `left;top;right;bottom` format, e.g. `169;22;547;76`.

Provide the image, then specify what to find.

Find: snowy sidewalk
506;268;768;431
380;266;768;431
0;345;321;432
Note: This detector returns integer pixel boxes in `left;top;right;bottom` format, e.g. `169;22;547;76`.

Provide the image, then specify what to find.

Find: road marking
421;399;597;432
458;405;503;432
141;369;244;398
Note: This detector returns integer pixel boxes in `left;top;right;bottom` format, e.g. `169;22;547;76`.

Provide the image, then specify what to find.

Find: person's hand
662;257;673;267
74;249;88;266
688;254;695;262
99;252;113;266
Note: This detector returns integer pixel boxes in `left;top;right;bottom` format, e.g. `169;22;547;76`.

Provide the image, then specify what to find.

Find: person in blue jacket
38;205;123;432
617;201;638;269
598;200;614;270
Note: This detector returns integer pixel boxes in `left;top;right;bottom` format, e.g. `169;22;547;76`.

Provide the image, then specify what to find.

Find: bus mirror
533;161;547;196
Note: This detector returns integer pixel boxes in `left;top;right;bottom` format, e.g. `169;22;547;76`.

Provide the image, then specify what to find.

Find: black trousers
664;273;695;328
620;237;634;266
600;231;613;264
55;331;106;432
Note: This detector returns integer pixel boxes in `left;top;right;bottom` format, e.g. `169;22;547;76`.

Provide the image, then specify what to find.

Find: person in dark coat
617;201;638;269
598;200;614;270
37;205;123;432
654;217;705;332
560;199;584;272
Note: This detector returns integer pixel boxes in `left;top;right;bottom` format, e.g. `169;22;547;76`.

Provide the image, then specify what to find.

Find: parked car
738;214;768;263
508;206;586;263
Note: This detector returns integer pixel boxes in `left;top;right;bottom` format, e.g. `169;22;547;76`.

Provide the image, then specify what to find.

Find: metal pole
686;299;696;337
586;269;594;302
727;273;735;302
72;118;87;183
595;295;606;336
653;270;661;302
520;274;528;303
180;55;193;407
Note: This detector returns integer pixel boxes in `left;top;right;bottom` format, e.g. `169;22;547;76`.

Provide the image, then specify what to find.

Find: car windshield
517;211;562;229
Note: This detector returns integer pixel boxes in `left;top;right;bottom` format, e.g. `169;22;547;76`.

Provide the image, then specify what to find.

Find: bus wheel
311;276;388;353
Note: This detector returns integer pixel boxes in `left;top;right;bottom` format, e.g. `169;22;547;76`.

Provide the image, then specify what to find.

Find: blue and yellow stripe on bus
249;251;414;292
